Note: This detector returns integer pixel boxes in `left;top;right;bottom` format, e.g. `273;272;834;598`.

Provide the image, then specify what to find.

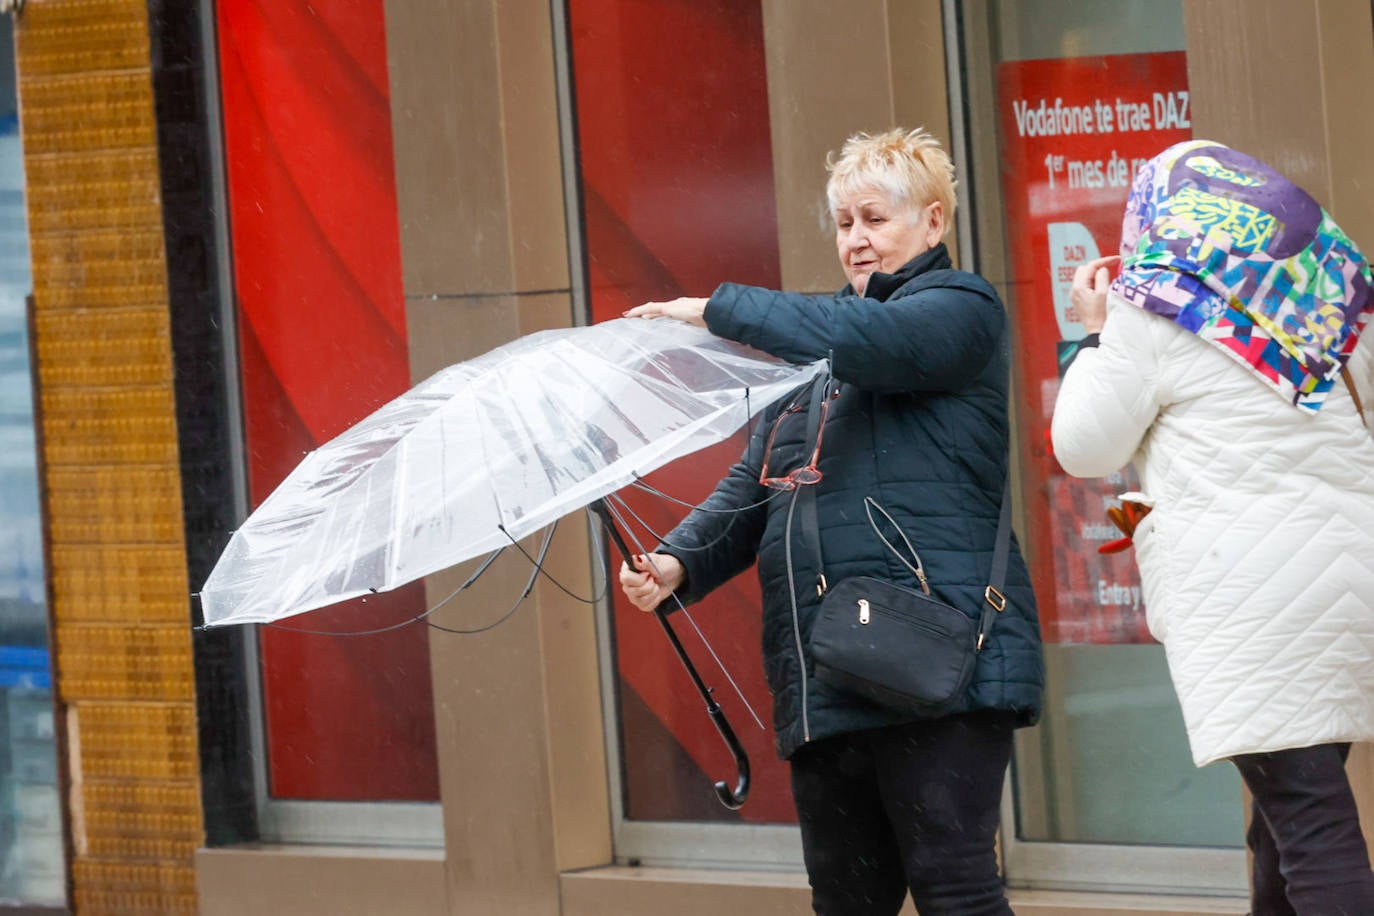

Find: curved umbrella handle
705;695;750;809
642;607;752;811
592;500;752;810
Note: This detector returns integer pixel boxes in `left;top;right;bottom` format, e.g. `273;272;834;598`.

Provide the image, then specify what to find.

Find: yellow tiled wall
16;0;202;911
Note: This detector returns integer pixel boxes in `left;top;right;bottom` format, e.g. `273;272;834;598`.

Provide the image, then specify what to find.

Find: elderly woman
1052;140;1374;914
621;128;1043;916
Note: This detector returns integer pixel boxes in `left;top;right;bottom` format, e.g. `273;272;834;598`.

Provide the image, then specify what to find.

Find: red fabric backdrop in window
215;0;438;800
570;0;796;823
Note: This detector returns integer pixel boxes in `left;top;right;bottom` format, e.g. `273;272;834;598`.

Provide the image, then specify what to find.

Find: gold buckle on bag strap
977;587;1006;651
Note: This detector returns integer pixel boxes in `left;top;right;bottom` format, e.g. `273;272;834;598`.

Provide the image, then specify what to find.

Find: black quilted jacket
659;244;1044;759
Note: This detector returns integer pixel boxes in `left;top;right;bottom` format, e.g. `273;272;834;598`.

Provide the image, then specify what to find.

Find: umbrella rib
627;470;784;515
258;547;508;637
497;520;610;605
428;526;555;634
610;482;766;555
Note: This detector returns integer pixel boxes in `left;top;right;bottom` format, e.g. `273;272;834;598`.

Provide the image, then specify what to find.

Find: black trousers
789;710;1017;916
1234;742;1374;915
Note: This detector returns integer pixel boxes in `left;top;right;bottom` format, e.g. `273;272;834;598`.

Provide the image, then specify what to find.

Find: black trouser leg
1246;786;1294;916
1233;742;1374;915
790;727;909;915
790;711;1016;916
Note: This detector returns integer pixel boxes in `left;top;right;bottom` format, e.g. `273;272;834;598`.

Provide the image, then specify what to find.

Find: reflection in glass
0;17;65;907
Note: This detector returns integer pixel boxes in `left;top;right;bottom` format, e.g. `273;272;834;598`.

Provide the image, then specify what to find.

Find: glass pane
213;0;439;803
567;0;798;827
0;16;66;906
962;0;1245;848
1026;645;1243;846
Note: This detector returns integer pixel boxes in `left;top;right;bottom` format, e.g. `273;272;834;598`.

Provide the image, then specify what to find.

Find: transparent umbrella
198;317;823;807
200;317;820;626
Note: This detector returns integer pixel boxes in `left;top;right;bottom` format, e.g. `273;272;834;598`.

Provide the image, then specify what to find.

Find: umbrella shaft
652;606;717;708
591;498;750;809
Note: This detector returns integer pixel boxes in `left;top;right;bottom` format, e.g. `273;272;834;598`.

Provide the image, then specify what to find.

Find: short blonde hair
825;127;957;233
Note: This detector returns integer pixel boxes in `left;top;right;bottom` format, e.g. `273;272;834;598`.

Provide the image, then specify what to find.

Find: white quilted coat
1051;295;1374;766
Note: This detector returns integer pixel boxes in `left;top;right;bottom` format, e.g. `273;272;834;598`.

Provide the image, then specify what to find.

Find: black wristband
1078;332;1101;349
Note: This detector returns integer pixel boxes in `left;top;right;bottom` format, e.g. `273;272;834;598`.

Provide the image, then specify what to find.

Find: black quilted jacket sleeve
703;278;1002;394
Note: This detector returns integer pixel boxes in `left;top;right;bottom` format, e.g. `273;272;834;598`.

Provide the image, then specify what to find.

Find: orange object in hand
1098;501;1152;555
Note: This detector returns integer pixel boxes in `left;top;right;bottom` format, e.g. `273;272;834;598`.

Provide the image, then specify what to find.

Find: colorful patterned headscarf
1111;139;1373;412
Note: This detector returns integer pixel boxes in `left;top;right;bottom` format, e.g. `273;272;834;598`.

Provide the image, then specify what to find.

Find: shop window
567;0;805;867
953;0;1247;893
211;0;439;843
0;17;65;907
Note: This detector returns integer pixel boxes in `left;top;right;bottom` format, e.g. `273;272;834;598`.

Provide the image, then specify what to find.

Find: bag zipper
857;595;952;637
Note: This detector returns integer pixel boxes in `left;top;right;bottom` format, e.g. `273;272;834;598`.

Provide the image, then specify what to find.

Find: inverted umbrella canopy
200;317;823;627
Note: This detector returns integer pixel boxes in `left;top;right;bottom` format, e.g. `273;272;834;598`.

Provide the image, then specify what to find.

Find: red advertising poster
997;52;1191;644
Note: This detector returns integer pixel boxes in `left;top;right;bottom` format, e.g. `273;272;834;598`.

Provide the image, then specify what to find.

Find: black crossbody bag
802;447;1012;714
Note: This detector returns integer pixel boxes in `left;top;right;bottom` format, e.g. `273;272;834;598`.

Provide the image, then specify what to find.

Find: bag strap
980;478;1012;650
796;393;1013;651
797;374;832;596
1341;365;1368;430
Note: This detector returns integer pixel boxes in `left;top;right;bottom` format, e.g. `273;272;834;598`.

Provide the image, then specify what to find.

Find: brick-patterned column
16;1;201;911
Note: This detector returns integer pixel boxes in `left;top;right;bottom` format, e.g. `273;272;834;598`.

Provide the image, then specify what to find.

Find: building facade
2;0;1373;913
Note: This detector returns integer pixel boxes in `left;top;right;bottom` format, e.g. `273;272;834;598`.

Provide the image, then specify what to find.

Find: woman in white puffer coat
1051;140;1374;915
